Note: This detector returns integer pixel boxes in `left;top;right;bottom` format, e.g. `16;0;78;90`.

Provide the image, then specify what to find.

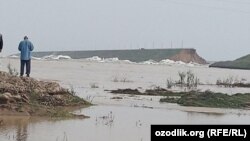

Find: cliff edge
169;49;207;64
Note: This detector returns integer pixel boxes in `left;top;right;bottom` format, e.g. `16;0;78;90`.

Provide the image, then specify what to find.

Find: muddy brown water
1;59;250;141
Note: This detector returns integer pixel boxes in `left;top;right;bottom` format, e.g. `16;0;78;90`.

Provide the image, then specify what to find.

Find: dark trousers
20;60;31;76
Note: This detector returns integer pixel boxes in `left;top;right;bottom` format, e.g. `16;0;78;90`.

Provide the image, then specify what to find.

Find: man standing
0;34;3;52
18;36;34;77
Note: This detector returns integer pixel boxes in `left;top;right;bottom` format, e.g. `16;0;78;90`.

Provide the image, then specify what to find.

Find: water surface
1;59;250;141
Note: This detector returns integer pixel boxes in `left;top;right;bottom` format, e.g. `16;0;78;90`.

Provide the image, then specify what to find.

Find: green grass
160;91;250;109
66;95;91;106
47;108;74;118
111;88;250;109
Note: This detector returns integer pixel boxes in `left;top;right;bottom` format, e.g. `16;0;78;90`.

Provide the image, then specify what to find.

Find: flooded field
1;58;250;141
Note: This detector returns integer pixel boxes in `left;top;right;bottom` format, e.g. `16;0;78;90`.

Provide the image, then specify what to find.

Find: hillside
30;48;207;64
169;49;207;64
209;54;250;70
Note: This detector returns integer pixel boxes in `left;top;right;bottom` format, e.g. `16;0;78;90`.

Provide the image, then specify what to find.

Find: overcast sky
0;0;250;61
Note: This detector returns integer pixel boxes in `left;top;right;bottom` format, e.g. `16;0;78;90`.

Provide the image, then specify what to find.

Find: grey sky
0;0;250;61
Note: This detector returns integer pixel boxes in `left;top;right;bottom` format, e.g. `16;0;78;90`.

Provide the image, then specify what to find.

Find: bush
176;70;199;89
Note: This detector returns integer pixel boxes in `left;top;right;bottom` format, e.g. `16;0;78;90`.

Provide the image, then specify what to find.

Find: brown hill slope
170;49;207;64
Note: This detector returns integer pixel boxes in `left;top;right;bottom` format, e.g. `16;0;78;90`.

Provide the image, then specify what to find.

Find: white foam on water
39;55;72;60
32;56;42;60
139;60;159;65
10;55;206;66
85;56;102;61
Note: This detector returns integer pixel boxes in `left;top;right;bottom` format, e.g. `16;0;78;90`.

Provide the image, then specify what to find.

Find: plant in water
186;70;199;89
112;76;132;83
56;132;68;141
166;77;174;89
216;76;237;87
112;76;119;82
178;71;186;87
90;83;99;88
177;70;199;89
95;111;115;127
120;77;128;83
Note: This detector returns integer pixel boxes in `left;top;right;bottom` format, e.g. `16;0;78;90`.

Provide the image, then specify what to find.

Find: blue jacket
18;39;34;60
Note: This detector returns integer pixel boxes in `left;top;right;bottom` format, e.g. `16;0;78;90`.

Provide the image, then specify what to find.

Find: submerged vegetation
109;70;250;109
110;87;183;96
165;70;200;90
166;71;250;89
110;87;250;109
176;70;199;89
112;76;132;83
160;90;250;109
166;77;174;89
90;83;99;88
216;76;250;88
95;111;115;127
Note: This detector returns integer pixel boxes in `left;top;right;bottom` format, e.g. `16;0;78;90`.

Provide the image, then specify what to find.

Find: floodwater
1;58;250;141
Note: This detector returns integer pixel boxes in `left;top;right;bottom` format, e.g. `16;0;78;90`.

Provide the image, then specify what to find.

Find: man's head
24;36;28;40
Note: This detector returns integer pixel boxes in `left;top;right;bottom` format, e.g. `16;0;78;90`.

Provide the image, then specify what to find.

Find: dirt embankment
0;71;90;117
170;49;207;64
